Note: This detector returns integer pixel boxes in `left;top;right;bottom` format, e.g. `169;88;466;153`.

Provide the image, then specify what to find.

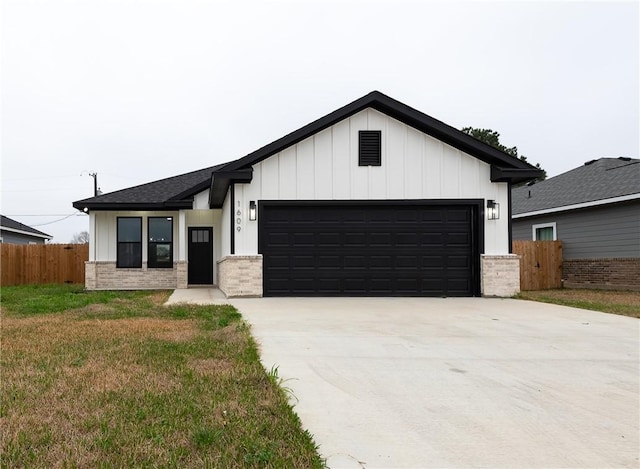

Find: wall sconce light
487;199;500;220
249;201;257;221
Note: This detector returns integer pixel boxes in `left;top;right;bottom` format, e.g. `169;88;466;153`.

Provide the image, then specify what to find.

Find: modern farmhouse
73;91;542;297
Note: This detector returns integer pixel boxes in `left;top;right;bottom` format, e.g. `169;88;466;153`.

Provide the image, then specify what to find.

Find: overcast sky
1;0;638;243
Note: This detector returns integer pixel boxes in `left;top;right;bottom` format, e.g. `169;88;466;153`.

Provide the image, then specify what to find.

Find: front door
188;227;213;285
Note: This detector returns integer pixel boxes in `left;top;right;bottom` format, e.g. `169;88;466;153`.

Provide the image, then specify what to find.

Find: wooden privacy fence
1;244;89;286
513;240;563;291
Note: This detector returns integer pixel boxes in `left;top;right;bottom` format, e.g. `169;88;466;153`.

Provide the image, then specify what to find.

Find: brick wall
217;255;263;297
481;254;521;297
84;261;187;290
563;258;640;291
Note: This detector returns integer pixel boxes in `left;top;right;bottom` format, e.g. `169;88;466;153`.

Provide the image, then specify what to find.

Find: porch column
178;210;187;261
175;210;188;288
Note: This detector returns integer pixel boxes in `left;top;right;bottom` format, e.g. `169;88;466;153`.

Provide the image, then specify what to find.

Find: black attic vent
359;130;381;166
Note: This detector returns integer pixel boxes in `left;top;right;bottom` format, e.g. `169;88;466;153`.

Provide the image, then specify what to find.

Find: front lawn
0;284;324;468
517;288;640;318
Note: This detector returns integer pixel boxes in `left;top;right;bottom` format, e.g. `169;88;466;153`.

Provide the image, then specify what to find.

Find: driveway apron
224;297;638;468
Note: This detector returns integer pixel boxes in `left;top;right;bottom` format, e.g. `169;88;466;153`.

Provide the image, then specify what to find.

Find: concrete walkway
166;290;640;468
165;287;229;305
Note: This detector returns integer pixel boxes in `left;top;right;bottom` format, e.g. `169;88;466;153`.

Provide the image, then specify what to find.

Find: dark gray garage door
259;202;480;297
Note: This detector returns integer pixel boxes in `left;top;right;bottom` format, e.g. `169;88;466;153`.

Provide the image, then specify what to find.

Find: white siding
230;108;509;255
93;205;223;283
193;190;210;209
94;211;178;261
220;192;231;257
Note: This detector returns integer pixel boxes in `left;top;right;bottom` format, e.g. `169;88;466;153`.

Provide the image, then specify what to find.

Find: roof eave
209;169;253;208
0;226;52;239
72;201;194;212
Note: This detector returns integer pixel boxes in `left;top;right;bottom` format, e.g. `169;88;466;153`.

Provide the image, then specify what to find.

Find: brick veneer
84;261;187;290
563;258;640;291
481;254;521;297
217;255;263;297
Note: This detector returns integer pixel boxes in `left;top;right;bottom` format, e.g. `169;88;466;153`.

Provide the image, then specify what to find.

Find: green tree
461;127;546;182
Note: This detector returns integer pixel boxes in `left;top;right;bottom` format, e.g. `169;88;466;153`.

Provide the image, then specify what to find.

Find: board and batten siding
512;201;640;259
91;208;222;270
226;108;509;257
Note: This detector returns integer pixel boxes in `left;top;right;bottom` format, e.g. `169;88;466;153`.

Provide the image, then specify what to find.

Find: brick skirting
481;254;521;297
84;261;187;290
563;258;640;291
217;255;263;297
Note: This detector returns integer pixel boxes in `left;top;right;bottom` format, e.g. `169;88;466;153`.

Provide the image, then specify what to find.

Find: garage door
259;202;480;297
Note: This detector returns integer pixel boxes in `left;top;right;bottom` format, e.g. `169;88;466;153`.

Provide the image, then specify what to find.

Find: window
532;222;557;241
148;217;173;268
359;130;381;166
117;217;142;268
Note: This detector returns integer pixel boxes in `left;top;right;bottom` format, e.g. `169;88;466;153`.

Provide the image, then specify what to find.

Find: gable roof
512;157;640;217
222;91;540;174
73;164;226;211
74;91;543;211
0;215;52;240
208;91;543;207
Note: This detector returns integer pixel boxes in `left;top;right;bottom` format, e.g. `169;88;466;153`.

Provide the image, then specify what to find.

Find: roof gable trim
222;91;542;175
0;226;52;239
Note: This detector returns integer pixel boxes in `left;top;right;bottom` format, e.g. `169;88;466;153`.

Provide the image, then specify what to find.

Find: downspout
230;183;235;255
507;181;513;253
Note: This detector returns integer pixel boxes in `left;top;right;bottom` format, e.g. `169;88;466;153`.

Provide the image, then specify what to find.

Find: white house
73;91;542;297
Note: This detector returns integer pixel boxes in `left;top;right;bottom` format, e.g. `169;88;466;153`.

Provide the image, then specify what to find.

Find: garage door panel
370;233;392;246
396;256;419;269
260;203;478;296
446;209;472;222
317;279;341;293
292;255;314;269
344;233;366;246
448;255;471;268
344;256;367;269
318;256;341;269
317;233;341;246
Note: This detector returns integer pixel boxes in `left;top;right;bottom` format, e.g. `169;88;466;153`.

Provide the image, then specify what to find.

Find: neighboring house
0;215;52;244
73;91;541;297
512;157;640;290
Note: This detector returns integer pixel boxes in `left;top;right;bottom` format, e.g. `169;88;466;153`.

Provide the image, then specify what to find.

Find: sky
1;0;638;243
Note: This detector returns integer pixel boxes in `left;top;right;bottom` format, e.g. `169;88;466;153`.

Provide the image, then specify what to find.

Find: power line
30;213;86;226
4;214;88;217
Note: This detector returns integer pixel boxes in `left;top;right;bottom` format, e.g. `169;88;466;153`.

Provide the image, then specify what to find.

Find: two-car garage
259;201;482;297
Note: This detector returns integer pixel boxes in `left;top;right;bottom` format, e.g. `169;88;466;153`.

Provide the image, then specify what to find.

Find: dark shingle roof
0;215;52;239
73;163;227;210
512;157;640;215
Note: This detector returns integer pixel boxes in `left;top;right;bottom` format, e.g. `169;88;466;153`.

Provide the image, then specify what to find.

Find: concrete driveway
169;292;639;468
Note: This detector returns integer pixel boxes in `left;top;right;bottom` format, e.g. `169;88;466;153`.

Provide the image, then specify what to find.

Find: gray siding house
0;215;52;244
512;157;640;290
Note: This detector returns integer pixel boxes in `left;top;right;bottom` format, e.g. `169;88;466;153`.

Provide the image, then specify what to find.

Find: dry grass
0;285;324;468
518;288;640;318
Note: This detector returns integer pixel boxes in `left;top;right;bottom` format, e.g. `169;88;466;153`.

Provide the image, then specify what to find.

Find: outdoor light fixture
487;200;500;220
249;201;257;221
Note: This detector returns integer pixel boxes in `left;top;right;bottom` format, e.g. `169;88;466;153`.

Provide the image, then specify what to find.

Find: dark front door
188;227;213;285
259;202;480;297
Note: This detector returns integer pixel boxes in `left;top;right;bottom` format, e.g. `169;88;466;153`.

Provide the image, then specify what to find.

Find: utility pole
89;172;98;196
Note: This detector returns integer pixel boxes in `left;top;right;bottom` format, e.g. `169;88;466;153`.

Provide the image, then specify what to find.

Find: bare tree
70;231;90;244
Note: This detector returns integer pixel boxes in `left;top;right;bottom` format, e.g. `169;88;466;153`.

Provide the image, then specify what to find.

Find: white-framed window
532;222;557;241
